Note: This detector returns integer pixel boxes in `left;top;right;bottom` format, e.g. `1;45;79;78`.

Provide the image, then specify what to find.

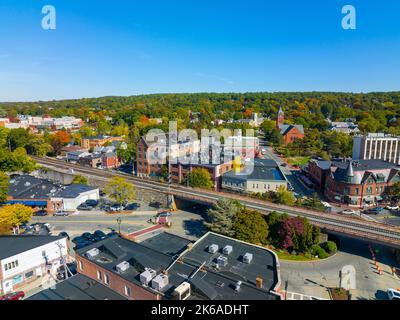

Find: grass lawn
270;248;318;261
286;156;311;167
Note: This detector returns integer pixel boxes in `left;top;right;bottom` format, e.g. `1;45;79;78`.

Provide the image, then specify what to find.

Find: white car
386;204;399;211
387;288;400;300
341;209;359;215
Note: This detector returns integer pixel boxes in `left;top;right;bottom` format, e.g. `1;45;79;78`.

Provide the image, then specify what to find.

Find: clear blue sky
0;0;399;101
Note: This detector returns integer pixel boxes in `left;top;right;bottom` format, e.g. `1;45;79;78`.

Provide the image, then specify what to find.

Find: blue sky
0;0;399;101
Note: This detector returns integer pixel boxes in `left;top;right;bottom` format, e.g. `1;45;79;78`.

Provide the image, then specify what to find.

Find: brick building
322;159;400;207
276;107;305;145
74;232;280;300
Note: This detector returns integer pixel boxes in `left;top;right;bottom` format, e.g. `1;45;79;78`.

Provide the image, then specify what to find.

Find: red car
0;291;25;300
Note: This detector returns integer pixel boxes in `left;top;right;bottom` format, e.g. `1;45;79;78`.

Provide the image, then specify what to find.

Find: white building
52;184;100;211
329;121;360;134
0;235;68;294
353;133;400;165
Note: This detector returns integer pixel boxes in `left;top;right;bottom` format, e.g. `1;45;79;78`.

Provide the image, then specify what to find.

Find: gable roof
278;124;304;136
0;235;66;260
53;184;98;199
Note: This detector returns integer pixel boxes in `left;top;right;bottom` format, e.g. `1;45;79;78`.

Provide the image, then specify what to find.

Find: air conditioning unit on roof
116;261;130;273
86;248;99;259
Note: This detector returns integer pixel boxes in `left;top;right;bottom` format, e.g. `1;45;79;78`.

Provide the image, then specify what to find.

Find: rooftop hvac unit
116;261;130;273
216;255;228;267
173;282;191;300
208;244;219;254
243;253;253;264
151;274;169;291
140;268;157;286
86;248;100;259
234;281;242;292
223;245;233;255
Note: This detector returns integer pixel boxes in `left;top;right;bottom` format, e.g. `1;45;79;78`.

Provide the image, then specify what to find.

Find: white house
0;235;68;294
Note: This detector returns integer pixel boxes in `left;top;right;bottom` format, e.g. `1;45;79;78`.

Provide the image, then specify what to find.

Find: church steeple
276;106;284;127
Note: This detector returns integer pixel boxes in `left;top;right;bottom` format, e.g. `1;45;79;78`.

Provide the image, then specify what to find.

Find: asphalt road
280;236;400;300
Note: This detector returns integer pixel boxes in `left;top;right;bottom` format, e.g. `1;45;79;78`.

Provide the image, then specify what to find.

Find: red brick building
323;159;400;207
276;107;305;145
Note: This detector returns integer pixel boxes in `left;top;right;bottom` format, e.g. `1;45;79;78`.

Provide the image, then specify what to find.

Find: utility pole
117;217;122;235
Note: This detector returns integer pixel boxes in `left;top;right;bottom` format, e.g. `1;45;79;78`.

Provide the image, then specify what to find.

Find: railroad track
33;157;400;247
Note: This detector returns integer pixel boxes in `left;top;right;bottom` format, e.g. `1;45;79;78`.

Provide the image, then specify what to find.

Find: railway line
34;156;400;247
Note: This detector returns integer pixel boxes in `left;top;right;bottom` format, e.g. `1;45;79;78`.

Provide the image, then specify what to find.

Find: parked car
125;203;140;210
149;201;162;209
85;199;99;207
156;211;172;218
341;209;358;215
81;232;96;242
386;204;399;211
53;211;70;217
387;288;400;300
107;230;119;238
364;207;384;215
0;291;25;300
77;203;93;211
110;204;124;212
72;236;85;244
34;210;48;216
93;230;107;241
58;232;70;240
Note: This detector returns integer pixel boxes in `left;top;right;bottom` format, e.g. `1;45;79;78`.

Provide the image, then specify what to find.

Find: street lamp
116;217;122;235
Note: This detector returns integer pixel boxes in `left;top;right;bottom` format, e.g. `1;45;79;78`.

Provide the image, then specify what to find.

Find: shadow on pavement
183;219;207;238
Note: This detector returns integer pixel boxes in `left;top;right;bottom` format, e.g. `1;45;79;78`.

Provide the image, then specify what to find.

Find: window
97;270;102;281
42;251;46;257
79;260;84;271
355;188;359;195
5;260;19;271
366;187;372;194
25;271;34;279
124;285;131;297
104;274;110;286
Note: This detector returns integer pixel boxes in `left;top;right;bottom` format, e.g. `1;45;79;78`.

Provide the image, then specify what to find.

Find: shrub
310;244;329;259
322;241;338;254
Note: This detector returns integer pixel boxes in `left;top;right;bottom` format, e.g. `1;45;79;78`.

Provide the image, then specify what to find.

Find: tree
322;241;337;254
71;175;88;185
274;186;295;205
387;182;400;203
26;136;52;157
0;204;34;234
188;168;214;189
0;171;9;202
233;209;269;245
104;177;136;206
8;128;30;150
49;131;71;155
205;198;242;237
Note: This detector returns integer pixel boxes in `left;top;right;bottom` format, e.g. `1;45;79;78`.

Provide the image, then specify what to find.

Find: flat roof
27;274;126;300
76;232;279;300
8;175;61;200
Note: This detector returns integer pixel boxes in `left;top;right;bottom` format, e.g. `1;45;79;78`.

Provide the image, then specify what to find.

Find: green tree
71;175;88;185
26;136;52;157
274;186;296;205
387;182;400;203
8;128;30;151
0;171;9;202
205;198;242;237
188;168;213;189
104;177;136;206
233;208;269;245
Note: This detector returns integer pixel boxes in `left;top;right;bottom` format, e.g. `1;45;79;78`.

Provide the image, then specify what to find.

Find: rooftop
223;158;286;182
53;184;98;199
278;124;304;135
8;175;62;200
0;235;66;260
76;232;280;300
27;274;126;300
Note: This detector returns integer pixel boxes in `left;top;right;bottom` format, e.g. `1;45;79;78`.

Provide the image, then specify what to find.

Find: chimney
256;277;263;289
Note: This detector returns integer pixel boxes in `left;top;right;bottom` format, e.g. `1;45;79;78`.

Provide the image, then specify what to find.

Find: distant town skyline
1;0;400;102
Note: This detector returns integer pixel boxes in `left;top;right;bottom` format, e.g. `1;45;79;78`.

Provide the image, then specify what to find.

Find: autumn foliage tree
49;131;71;155
0;204;34;234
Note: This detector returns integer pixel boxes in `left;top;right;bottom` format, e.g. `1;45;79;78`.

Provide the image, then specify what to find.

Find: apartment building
353;133;400;165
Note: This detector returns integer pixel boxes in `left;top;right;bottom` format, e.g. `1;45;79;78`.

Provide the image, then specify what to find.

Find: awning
334;196;341;201
5;200;48;206
363;196;374;203
375;196;383;201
